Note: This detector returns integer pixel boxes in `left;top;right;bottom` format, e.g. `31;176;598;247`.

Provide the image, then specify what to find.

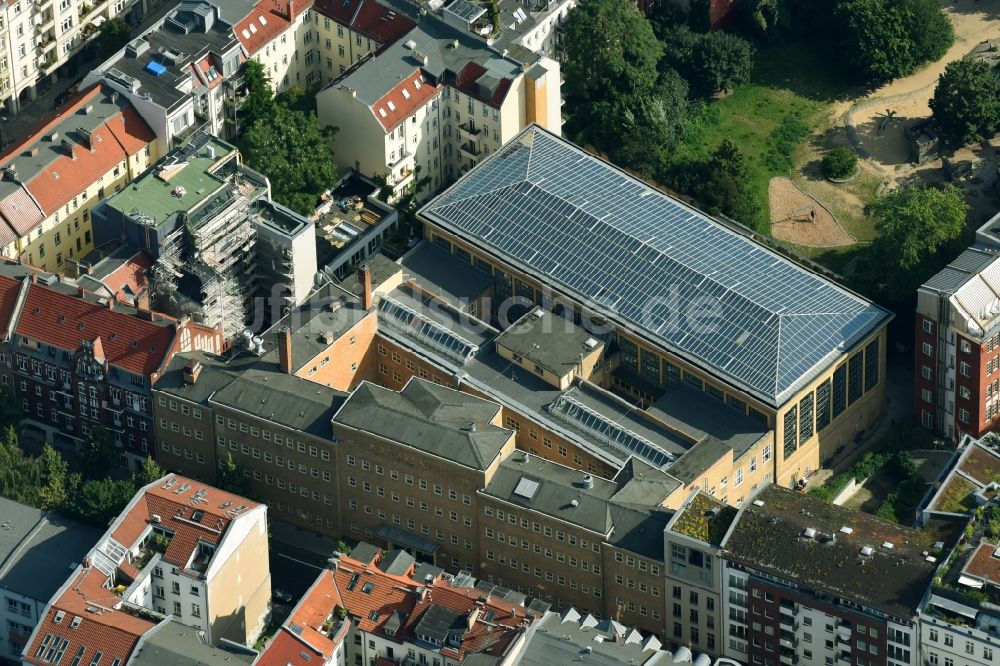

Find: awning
929;594;979;619
959;574;986;589
375;525;439;555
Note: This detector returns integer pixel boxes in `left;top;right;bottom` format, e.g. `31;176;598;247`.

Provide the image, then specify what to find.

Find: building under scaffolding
93;132;317;341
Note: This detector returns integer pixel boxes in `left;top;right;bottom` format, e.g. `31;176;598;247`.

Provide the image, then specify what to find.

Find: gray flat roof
129;618;254;666
520;609;668;665
495;308;602;378
922;247;998;295
647;381;768;459
421;127;891;407
0;499;102;602
399;242;493;309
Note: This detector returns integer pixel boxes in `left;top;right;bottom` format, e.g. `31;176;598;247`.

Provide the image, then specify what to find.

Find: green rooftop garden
673;494;738;545
936;477;978;515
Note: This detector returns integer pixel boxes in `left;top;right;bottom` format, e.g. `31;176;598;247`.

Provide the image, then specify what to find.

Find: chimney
135;287;151;312
183;359;202;384
61;139;75;160
278;326;293;374
76;285;85;297
359;263;373;310
105;298;114;310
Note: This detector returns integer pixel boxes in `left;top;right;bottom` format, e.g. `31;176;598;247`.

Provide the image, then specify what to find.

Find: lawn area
935;476;978;514
674;42;860;234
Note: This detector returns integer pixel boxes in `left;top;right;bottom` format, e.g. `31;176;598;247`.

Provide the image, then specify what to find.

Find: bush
823;147;858;179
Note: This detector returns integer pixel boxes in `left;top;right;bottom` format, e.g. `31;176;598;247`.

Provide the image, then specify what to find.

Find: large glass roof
421;127;890;406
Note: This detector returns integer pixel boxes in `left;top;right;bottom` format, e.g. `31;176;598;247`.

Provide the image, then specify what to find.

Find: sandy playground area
769;178;855;247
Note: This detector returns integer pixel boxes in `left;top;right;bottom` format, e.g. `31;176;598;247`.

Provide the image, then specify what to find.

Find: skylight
387;100;396;111
401;88;411;100
249;23;258;34
259;15;268;25
378;108;387;118
513;477;539;500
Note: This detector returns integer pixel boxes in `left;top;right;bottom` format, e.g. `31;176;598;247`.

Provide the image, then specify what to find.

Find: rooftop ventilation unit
839;526;854;534
803;527;817;539
882;541;894;549
752;499;765;507
860;546;874;557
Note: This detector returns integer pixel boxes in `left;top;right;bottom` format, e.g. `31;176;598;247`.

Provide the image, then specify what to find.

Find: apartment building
0;0;159;114
0;83;158;272
316;5;562;201
719;485;944;666
21;474;271;665
0;498;101;662
83;0;246;147
419;125;892;489
916;433;1000;666
661;491;738;657
916;245;1000;441
0;266;222;468
235;0;326;96
256;544;543;666
312;0;415;76
92;132;317;340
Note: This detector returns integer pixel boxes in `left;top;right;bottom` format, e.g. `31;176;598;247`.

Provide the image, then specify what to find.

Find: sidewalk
269;519;344;558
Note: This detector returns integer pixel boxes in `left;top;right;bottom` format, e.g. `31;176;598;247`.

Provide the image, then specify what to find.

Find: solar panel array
378;297;480;364
423;128;890;406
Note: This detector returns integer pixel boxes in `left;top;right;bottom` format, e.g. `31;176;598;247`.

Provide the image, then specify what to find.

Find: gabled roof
313;0;415;43
421;127;891;407
370;69;441;132
14;282;175;376
1;85;155;219
233;2;291;55
0;275;22;337
22;567;156;666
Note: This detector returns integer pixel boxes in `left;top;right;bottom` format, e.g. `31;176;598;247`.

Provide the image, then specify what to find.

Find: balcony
779;637;797;650
779;654;796;666
459;141;482;159
457;122;482;140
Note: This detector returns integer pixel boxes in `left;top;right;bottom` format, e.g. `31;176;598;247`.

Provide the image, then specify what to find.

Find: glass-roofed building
418;125;893;487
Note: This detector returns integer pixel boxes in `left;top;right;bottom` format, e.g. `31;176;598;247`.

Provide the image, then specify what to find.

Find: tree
667;139;763;230
740;0;782;38
242;59;275;128
687;31;755;97
0;390;22;430
72;478;136;526
863;184;968;301
836;0;953;84
561;0;663;105
930;59;1000;148
79;427;118;480
92;17;130;61
35;445;70;511
822;146;859;179
134;456;165;487
241;104;337;215
217;452;251;497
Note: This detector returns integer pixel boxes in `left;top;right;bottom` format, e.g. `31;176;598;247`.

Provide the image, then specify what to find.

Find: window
923;319;934;334
922;342;934;357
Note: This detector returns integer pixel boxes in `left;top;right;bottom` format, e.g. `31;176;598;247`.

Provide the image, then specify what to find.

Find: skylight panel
378;108;387;118
401;88;410;100
387;100;396;111
241;29;250;39
249;23;258;34
259;15;267;25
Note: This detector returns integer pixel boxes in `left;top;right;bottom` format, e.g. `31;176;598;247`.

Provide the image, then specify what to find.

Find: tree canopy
80;427;118;480
241;103;337;215
862;184;968;302
561;0;663;105
930;59;1000;148
217;452;252;497
835;0;953;83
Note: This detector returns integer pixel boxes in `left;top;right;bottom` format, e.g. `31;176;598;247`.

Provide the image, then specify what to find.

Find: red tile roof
454;61;513;109
350;0;415;43
234;2;292;55
100;252;151;301
23;567;156;666
1;85;155;218
14;283;175;376
111;474;262;569
0;184;45;237
258;549;535;665
313;0;414;43
371;70;441;132
193;57;225;91
0;275;23;336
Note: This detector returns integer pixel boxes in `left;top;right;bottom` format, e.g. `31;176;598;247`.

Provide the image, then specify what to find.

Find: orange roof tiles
14;282;175;376
234;2;292;55
23;567;156;666
371;70;441;132
313;0;414;43
1;85;155;218
455;61;513;109
100;251;151;301
0;275;22;335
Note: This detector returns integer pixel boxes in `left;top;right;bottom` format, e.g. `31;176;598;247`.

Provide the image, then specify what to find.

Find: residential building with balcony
316;10;562;201
719;484;950;666
0;0;161;114
311;0;415;78
0;498;101;663
912;434;1000;666
82;0;247;148
233;0;321;98
256;542;543;666
8;270;222;468
915;245;1000;441
0;83;158;272
21;474;271;665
